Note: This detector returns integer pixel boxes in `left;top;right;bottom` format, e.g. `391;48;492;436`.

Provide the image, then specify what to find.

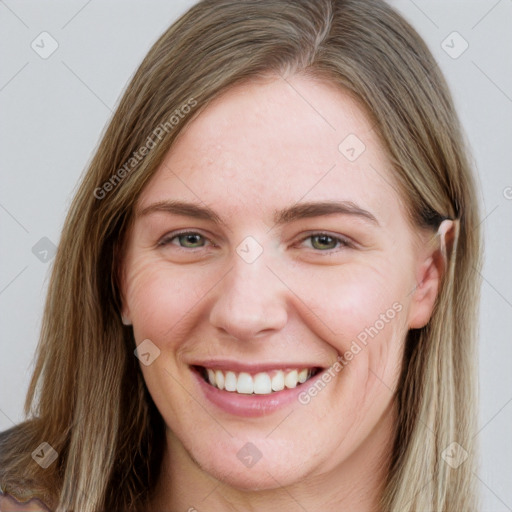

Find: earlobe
121;301;132;326
408;219;458;329
118;265;132;326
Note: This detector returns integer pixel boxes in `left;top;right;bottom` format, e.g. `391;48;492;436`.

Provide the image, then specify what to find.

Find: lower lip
192;368;323;418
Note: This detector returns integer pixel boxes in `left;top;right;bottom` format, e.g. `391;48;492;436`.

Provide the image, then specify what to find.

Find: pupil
184;234;200;246
315;235;334;249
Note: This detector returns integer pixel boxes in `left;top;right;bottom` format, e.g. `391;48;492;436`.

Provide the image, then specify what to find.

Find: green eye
310;234;339;250
159;232;208;249
158;231;350;252
177;233;205;248
302;233;351;252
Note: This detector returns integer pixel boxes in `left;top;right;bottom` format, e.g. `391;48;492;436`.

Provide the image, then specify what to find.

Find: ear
408;219;458;329
115;239;133;327
119;270;132;326
121;311;132;326
119;283;132;326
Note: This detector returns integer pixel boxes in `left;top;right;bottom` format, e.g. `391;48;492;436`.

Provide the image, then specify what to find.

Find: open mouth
193;365;323;396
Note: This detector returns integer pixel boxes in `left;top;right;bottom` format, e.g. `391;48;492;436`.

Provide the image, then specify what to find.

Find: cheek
123;255;212;344
285;260;409;344
282;259;411;399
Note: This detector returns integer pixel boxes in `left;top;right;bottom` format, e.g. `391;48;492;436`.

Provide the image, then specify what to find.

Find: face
121;74;441;491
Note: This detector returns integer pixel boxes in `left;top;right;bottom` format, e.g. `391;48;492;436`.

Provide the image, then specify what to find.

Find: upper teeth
205;368;313;395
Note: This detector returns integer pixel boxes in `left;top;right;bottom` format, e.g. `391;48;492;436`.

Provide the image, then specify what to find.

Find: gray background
1;1;511;509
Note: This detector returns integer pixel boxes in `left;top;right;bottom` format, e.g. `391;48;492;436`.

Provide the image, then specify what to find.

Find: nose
208;251;288;342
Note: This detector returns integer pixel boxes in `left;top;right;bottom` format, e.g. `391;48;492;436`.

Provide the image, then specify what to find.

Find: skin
120;74;451;512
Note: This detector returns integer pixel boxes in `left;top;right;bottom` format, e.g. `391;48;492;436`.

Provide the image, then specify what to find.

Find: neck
148;404;395;512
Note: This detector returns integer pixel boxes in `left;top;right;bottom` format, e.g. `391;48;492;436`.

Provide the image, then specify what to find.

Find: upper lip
190;360;326;373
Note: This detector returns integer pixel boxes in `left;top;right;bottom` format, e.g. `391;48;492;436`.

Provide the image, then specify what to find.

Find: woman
0;0;482;510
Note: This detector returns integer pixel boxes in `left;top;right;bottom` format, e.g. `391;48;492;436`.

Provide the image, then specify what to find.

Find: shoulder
0;490;51;511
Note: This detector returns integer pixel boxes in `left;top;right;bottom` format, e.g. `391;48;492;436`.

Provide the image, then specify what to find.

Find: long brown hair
0;0;482;510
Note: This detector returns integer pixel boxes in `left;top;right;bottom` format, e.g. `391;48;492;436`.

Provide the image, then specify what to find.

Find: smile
195;366;322;395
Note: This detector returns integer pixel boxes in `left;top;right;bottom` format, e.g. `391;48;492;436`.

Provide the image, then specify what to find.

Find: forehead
138;75;403;228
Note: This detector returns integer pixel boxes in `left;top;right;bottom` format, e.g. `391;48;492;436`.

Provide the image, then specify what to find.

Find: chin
187;435;316;491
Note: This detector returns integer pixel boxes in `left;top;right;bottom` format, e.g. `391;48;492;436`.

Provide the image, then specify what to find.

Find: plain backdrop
1;1;511;510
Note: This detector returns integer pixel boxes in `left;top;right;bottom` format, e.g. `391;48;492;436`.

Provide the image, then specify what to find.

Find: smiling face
120;74;442;495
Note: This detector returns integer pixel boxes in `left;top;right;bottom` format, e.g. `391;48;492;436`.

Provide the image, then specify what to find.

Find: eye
299;232;352;252
158;231;212;249
157;231;351;252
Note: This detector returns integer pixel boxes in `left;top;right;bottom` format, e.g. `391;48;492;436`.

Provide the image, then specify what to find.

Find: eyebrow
273;200;379;226
136;199;379;226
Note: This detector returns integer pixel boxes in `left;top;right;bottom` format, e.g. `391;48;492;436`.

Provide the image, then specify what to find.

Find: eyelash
157;230;353;253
